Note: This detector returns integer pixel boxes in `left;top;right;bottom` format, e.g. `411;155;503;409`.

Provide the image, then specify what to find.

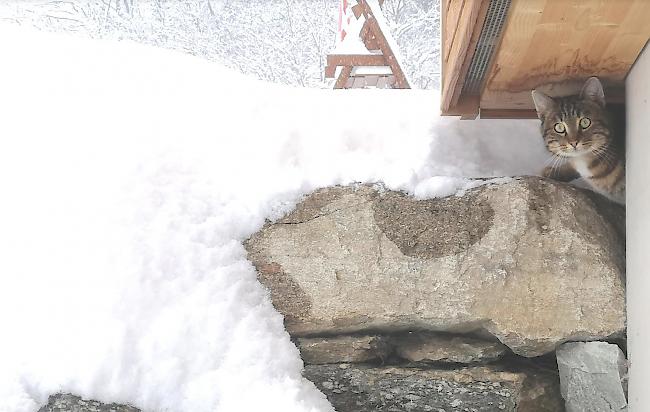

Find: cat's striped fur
532;77;625;204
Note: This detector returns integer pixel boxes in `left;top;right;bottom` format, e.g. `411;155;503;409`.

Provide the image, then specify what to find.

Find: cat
531;77;625;204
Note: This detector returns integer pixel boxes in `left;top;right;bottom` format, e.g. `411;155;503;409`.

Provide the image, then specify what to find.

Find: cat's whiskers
593;147;616;168
546;153;565;177
595;147;617;170
543;153;560;167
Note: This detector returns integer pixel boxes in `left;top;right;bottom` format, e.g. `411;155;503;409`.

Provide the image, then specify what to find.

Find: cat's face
532;77;612;158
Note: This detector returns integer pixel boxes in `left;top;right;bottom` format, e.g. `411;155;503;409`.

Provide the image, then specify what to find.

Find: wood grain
443;0;466;64
441;0;485;111
327;54;387;67
449;0;491;108
481;0;650;110
443;95;479;119
335;66;353;89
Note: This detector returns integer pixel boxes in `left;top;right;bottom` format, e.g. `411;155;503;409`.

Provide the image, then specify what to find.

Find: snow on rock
0;25;548;412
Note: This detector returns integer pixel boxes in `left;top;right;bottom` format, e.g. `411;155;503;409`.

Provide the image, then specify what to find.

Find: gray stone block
556;341;627;412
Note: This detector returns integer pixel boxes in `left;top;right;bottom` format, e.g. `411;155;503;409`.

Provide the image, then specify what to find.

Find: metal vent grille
461;0;512;95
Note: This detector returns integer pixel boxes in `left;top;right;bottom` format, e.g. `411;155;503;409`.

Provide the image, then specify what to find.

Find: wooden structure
325;0;410;89
442;0;650;119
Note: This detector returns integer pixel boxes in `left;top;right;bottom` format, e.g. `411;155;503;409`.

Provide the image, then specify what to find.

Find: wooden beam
360;1;410;88
480;81;626;111
449;0;491;108
364;37;379;50
356;0;371;19
481;0;650;111
374;25;408;86
360;20;379;50
324;65;336;79
442;0;466;65
479;109;538;119
441;95;480;119
334;66;353;89
327;54;387;67
326;0;409;90
352;4;363;19
440;0;486;111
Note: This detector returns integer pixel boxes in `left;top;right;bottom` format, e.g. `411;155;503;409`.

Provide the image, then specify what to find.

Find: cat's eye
580;117;592;129
553;123;566;134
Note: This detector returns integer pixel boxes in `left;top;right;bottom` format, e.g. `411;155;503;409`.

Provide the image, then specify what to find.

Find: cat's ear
580;77;605;107
531;90;555;119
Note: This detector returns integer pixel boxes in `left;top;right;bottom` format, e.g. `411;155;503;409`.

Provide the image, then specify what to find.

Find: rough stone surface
516;366;566;412
38;394;139;412
556;341;628;412
304;363;562;412
393;333;508;364
245;178;625;356
297;335;391;364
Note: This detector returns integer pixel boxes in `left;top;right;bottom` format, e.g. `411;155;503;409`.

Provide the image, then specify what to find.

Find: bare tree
0;0;439;89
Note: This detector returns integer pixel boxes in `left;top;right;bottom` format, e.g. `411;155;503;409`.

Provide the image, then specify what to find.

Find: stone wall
246;177;627;411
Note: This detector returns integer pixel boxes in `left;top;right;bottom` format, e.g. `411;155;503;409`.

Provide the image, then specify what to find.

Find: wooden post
334;66;353;89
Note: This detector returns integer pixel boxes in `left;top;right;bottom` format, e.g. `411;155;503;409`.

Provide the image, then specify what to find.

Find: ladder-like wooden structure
325;0;410;89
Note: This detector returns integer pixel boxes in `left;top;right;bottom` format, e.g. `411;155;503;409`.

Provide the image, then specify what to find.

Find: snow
333;5;368;56
352;66;393;76
0;25;549;412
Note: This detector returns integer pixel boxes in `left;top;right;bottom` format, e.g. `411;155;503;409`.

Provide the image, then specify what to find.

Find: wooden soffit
442;0;650;119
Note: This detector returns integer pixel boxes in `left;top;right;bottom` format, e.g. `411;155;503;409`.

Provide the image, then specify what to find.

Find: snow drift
0;26;548;412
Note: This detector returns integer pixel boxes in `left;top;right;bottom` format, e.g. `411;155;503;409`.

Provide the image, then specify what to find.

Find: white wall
626;42;650;410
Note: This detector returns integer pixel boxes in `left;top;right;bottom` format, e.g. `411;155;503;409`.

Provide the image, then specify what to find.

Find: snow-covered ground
0;26;548;412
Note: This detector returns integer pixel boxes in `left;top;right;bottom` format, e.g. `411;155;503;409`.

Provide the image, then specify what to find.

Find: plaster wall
626;42;650;410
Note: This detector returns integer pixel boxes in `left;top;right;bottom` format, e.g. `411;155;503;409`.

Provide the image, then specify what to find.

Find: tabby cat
531;77;625;204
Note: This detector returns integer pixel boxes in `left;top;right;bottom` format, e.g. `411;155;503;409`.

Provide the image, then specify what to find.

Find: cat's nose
569;142;578;149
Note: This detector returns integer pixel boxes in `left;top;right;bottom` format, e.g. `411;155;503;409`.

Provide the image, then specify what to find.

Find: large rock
556;341;628;411
393;333;508;364
245;178;625;356
304;364;562;412
38;394;139;412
